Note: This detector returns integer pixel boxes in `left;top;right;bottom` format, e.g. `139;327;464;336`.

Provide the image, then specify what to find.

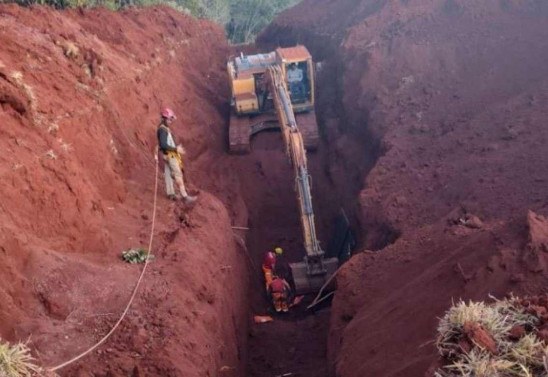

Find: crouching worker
156;107;197;203
268;276;292;313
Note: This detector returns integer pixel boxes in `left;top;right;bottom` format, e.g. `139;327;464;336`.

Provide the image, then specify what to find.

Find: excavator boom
267;66;338;294
227;46;338;294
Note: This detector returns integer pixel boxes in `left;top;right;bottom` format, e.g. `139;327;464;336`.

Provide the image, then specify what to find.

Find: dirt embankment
0;5;249;376
263;1;548;376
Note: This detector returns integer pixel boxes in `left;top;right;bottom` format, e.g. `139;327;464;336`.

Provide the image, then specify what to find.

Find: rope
306;265;342;310
306;291;335;310
48;152;160;373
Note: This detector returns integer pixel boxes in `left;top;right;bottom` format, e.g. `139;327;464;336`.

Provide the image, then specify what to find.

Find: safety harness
160;124;184;170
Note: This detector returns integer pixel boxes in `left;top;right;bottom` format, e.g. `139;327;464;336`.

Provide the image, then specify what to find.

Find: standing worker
156;107;197;203
262;250;277;290
273;247;290;281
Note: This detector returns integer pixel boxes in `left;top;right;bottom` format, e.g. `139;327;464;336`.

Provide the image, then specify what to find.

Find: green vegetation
1;0;300;43
226;0;299;43
0;339;41;377
121;247;153;264
435;297;548;377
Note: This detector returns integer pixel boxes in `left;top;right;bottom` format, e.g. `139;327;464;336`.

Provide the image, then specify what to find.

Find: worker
156;107;197;203
268;276;292;313
273;247;290;281
262;251;276;290
287;63;304;98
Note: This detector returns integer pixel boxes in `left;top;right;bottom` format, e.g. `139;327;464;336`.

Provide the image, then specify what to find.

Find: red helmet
161;107;176;120
263;251;276;269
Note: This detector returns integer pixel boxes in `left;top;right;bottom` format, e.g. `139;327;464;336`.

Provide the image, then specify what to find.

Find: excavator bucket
290;257;339;295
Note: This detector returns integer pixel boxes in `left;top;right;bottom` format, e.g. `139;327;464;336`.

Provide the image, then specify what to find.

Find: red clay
4;1;548;376
262;0;548;376
0;5;251;376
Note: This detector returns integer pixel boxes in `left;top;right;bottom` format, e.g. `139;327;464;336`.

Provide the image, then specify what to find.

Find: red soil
0;5;251;376
1;5;360;376
4;1;548;376
261;0;548;376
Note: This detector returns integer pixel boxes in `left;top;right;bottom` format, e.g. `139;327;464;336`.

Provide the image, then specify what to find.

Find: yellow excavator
227;45;319;154
227;46;338;294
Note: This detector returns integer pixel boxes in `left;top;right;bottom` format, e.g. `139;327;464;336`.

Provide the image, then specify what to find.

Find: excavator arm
267;66;338;294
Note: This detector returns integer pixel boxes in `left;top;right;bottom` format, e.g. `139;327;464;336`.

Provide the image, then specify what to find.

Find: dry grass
435;349;518;377
435;297;547;377
0;339;41;377
510;334;547;370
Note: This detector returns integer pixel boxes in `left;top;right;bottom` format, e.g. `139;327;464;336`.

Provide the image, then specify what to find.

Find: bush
121;247;153;264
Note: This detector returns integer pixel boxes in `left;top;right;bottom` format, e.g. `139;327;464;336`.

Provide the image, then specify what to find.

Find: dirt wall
0;5;249;376
262;0;548;376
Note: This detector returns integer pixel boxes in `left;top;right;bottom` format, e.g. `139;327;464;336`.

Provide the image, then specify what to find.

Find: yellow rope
48;152;160;372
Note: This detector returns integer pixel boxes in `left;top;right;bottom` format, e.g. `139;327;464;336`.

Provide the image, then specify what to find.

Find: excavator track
296;112;319;151
228;113;252;154
228;111;319;154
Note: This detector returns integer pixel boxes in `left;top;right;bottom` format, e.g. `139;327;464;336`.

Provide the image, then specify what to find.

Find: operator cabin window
286;62;307;100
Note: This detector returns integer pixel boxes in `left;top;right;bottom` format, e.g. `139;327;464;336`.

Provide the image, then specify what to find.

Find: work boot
183;195;197;204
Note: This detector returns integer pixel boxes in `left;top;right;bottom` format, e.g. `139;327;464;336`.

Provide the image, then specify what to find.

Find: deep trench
232;35;385;376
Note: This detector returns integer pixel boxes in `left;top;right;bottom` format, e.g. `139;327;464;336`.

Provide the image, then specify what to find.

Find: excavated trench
227;3;548;374
232;33;385;376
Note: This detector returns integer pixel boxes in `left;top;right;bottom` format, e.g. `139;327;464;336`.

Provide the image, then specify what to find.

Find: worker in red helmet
262;251;277;290
157;107;197;203
268;276;292;312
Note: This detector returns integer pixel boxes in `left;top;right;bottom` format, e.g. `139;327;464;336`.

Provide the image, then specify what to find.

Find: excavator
227;46;338;294
227;46;319;154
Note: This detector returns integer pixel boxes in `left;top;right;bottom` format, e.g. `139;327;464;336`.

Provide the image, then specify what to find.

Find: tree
2;0;299;43
201;0;230;23
228;0;297;43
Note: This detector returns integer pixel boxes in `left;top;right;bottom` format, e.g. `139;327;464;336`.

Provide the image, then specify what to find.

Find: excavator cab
278;50;314;110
